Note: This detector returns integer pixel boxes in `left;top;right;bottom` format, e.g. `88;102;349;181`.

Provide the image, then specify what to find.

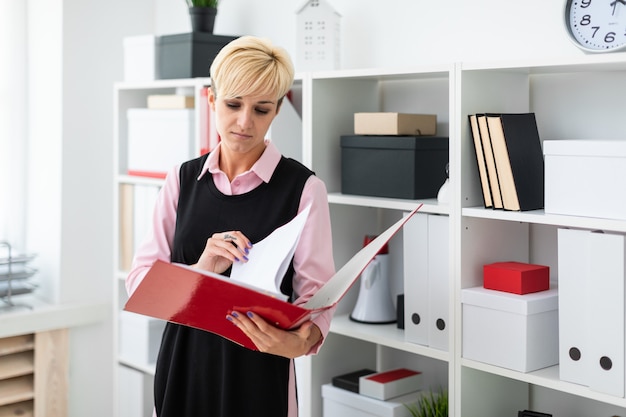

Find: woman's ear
208;87;216;110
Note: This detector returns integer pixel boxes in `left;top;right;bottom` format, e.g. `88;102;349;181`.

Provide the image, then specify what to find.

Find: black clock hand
611;0;626;16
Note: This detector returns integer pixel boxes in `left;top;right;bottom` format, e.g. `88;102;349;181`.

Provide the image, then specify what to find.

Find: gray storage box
341;135;449;199
157;32;238;79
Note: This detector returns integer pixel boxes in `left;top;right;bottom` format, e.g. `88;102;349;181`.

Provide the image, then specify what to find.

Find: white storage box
124;35;159;82
322;384;423;417
544;140;626;221
127;108;195;178
462;285;559;373
118;364;154;417
119;310;166;366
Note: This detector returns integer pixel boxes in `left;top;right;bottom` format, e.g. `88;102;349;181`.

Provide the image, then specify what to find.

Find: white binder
403;213;430;346
558;228;626;396
557;228;591;386
427;214;449;351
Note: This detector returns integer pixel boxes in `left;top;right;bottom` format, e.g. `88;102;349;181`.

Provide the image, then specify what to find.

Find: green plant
405;388;448;417
186;0;218;7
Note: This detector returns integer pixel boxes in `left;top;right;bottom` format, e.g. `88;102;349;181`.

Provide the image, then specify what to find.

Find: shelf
328;194;447;214
329;314;449;362
116;174;164;187
0;400;33;417
118;357;156;376
0;351;34;380
462;206;626;233
461;359;626;409
0;375;34;406
0;335;34;356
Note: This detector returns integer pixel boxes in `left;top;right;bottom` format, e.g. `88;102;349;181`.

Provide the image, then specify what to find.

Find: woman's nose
237;108;254;129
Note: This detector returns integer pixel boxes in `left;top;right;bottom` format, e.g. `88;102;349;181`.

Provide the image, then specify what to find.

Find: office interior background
0;1;594;416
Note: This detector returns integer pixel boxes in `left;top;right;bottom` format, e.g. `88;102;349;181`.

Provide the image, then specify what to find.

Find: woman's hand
193;231;252;274
226;311;322;359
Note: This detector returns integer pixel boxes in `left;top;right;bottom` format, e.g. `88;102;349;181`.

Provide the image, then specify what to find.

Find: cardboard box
127;108;195;178
359;368;423;400
354;113;436;136
123;35;158;82
462;285;559;372
322;384;423;417
157;32;238;79
483;261;550;295
119;310;166;366
544;140;626;221
340;135;448;199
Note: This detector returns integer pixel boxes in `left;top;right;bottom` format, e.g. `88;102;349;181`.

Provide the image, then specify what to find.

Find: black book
331;369;377;393
485;113;544;211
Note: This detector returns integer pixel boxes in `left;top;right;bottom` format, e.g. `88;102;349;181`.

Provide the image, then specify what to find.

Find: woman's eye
226;102;240;109
255;108;270;115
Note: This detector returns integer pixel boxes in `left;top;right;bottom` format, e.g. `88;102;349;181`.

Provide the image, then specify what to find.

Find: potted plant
405;388;448;417
186;0;219;33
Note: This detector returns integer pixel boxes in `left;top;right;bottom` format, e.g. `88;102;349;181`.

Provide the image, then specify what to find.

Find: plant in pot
186;0;219;33
405;388;448;417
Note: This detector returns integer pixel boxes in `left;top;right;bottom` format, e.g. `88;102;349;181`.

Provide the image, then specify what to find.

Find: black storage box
340;135;449;199
157;32;238;79
331;369;376;393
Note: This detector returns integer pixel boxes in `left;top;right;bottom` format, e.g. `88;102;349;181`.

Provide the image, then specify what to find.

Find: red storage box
483;261;549;295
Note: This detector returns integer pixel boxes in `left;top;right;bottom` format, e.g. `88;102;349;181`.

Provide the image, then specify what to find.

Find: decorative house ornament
295;0;341;71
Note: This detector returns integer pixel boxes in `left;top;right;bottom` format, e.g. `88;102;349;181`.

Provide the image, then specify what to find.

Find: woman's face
210;91;279;157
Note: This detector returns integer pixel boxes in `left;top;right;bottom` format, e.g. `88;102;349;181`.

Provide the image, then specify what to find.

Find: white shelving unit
113;53;626;417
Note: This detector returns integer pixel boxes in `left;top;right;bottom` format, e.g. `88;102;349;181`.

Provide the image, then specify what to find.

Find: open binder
124;204;422;350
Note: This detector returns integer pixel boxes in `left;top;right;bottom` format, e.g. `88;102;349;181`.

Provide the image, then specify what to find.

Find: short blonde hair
209;36;294;105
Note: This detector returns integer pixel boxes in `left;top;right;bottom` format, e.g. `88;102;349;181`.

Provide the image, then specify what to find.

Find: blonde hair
209;36;294;105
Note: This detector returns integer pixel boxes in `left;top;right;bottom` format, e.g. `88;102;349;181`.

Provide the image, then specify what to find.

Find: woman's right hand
193;231;252;274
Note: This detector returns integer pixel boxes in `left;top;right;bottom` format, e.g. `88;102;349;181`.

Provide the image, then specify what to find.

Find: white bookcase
113;53;626;417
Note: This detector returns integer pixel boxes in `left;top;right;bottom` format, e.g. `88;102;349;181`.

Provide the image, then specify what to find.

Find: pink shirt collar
196;140;282;195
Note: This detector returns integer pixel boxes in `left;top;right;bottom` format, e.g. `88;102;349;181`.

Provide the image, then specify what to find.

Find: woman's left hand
226;310;322;358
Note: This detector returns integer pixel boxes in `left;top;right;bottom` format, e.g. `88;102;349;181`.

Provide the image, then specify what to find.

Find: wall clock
565;0;626;52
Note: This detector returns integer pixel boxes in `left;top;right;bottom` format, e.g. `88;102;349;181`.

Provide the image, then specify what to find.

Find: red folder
124;204;422;350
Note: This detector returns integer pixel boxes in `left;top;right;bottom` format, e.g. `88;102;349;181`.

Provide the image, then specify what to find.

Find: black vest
154;153;313;417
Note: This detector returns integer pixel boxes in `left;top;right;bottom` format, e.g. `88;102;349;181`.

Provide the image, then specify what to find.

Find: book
476;114;503;209
359;368;423;400
124;204;422;350
332;369;376;393
468;114;493;208
118;183;134;271
147;94;194;109
485;113;544;211
199;87;220;155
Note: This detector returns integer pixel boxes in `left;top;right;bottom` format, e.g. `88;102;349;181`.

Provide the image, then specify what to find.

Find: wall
154;0;582;71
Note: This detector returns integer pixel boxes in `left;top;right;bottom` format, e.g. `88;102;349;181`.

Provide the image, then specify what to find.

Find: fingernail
226;315;233;322
247;311;254;318
234;257;240;262
247;242;253;248
244;248;249;254
243;255;249;261
232;312;239;318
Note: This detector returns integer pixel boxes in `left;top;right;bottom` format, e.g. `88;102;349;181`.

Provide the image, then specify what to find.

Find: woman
126;36;335;417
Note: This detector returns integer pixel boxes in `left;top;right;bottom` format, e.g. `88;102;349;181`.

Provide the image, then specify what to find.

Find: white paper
230;205;311;299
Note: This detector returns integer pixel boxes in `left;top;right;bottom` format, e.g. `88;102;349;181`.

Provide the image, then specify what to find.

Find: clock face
565;0;626;52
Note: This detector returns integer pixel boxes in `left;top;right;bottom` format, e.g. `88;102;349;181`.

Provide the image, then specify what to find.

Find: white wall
154;0;582;71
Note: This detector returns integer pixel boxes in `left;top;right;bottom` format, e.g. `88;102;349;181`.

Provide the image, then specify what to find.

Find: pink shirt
127;141;336;417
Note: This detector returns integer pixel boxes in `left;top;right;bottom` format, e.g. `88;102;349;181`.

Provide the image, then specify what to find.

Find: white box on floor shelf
462;284;559;373
123;35;159;82
543;139;626;221
127;108;195;178
119;310;166;366
322;384;423;417
118;364;154;417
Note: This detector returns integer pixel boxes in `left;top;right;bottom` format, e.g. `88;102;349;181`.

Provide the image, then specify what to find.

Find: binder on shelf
119;183;135;272
427;214;449;351
476;114;503;209
403;212;430;346
558;228;626;396
199;87;220;155
485;113;544;211
125;205;422;350
468;114;493;208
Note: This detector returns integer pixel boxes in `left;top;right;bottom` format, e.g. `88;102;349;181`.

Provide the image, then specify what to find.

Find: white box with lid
123;35;159;82
322;384;423;417
543;140;626;221
119;310;166;366
462;284;559;373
